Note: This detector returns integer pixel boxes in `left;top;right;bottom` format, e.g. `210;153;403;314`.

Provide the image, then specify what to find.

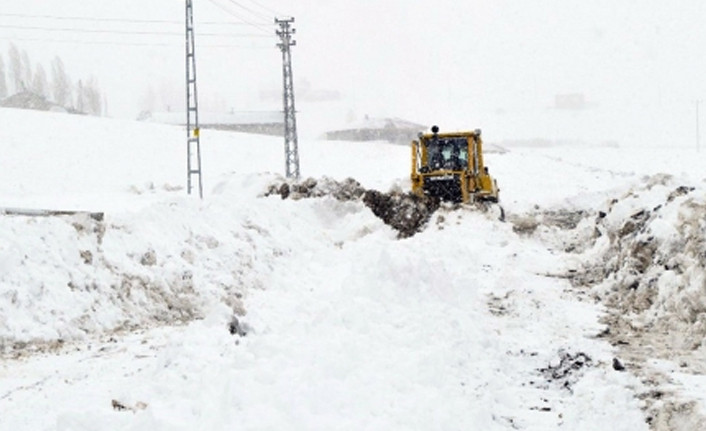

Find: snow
2;106;706;429
145;111;283;126
4;1;706;428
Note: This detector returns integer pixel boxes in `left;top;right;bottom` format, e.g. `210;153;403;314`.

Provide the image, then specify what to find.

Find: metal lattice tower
276;17;300;179
186;0;203;198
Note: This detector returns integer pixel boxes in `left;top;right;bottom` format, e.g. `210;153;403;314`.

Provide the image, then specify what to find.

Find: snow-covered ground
2;107;706;430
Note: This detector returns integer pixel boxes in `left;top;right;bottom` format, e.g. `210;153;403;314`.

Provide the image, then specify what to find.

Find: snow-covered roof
340;116;426;131
0;91;66;112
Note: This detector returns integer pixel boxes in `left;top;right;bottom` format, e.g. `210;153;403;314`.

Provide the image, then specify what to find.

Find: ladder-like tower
186;0;203;198
276;17;299;179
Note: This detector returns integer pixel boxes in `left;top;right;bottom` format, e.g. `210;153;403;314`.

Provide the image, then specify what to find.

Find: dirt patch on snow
509;208;600;254
537;351;594;393
361;190;440;238
266;177;367;201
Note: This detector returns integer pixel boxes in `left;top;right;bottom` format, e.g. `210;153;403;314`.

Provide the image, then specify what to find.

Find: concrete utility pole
186;0;203;198
276;17;300;179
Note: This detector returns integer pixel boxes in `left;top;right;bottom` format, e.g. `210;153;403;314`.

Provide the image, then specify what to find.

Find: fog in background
2;0;706;146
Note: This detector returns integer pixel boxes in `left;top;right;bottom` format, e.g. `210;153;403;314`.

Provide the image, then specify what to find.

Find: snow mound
265;176;366;201
505;174;706;427
0;200;281;356
362;190;440;238
519;173;706;352
572;176;706;350
265;176;441;238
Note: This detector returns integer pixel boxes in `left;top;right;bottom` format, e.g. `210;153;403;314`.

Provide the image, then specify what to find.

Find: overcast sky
2;0;706;145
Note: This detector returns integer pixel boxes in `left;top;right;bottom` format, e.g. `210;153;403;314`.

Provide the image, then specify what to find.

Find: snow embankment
512;172;706;429
0;168;405;355
0;177;254;351
566;174;706;352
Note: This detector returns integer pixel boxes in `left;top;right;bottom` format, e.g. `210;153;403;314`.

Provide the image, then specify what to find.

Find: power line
207;0;271;32
243;0;283;17
0;12;177;24
0;12;262;27
223;0;271;22
0;7;275;36
0;36;272;49
0;23;271;38
206;0;272;35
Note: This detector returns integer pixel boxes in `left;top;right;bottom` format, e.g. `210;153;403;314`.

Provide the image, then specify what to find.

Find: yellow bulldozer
411;126;499;203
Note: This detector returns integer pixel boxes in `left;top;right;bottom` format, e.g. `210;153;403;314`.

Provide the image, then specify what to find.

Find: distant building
325;116;426;144
140;111;284;136
0;91;71;113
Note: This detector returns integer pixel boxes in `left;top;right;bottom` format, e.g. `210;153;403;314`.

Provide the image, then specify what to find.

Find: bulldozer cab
411;126;499;203
426;137;468;171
